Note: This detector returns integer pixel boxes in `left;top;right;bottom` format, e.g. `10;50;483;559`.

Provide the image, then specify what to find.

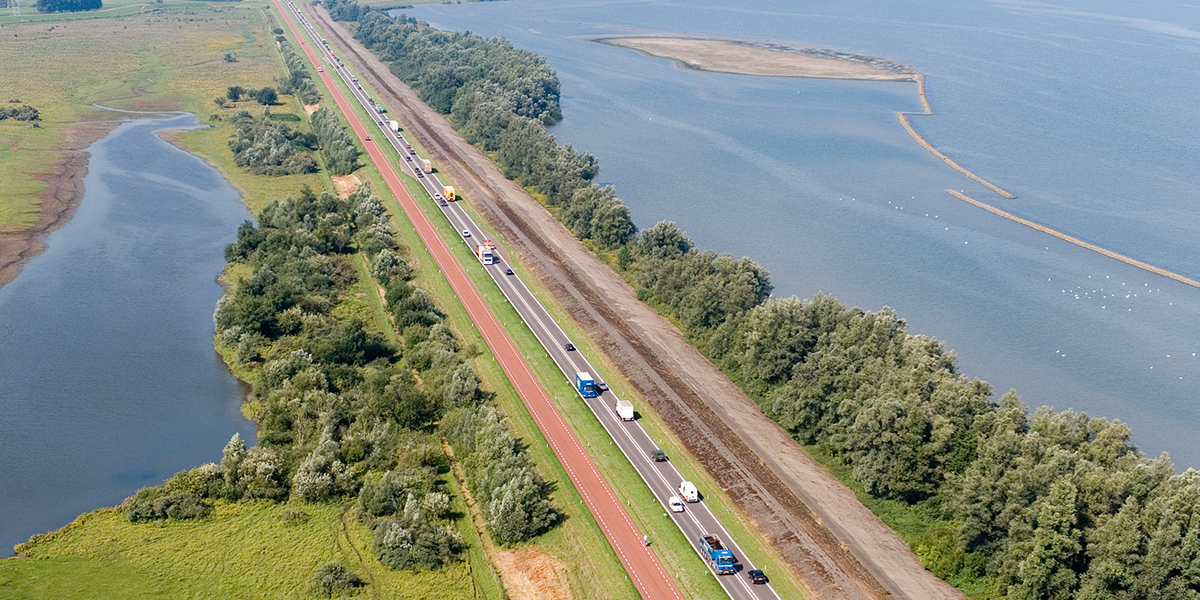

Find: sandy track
308;8;966;600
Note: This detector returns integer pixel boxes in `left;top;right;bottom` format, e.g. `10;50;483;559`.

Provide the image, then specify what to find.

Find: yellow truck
443;186;456;201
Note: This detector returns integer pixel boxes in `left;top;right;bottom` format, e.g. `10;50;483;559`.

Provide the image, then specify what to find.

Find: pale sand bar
601;37;916;81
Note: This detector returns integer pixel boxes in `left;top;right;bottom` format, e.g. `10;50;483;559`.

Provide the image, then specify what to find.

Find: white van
668;495;685;513
678;480;699;503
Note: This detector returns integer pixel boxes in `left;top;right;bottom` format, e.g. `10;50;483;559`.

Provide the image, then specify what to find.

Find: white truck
678;480;699;503
421;159;433;174
615;399;634;421
389;120;399;133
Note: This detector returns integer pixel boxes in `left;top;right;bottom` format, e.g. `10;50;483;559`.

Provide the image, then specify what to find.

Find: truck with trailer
615;400;634;421
443;186;455;201
476;240;496;265
421;159;433;174
699;534;737;575
389;120;399;133
575;372;597;398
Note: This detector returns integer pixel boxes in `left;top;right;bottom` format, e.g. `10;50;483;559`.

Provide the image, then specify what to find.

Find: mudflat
601;37;916;81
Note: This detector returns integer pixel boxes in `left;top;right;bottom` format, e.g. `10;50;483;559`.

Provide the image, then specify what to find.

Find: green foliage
310;107;361;176
441;406;559;545
35;0;100;12
122;487;212;523
279;40;321;105
228;111;318;176
0;104;41;121
309;563;364;597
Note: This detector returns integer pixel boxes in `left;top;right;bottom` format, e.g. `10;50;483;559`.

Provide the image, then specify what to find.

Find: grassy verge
3;500;485;600
0;2;316;233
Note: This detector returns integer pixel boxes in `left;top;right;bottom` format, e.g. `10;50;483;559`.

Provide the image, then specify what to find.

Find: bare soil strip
309;8;965;599
0;121;117;290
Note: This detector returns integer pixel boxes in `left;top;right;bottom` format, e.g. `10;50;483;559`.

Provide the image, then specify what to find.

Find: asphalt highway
278;4;782;598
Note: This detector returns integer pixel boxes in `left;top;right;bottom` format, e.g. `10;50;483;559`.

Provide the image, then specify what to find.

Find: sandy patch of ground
331;173;361;198
0;121;118;290
494;547;572;600
601;37;915;81
303;103;320;117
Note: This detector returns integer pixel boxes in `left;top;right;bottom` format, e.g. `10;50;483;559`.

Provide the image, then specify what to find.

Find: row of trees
310;107;360;176
226;85;279;106
35;0;99;12
326;0;638;249
127;183;558;572
227;111;318;176
325;2;1200;596
278;40;321;105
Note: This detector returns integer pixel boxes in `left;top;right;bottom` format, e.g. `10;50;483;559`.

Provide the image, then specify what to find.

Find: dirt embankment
308;8;966;600
0;121;118;290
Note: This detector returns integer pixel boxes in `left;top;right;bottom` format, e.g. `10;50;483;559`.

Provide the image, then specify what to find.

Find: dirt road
308;7;966;600
277;4;685;598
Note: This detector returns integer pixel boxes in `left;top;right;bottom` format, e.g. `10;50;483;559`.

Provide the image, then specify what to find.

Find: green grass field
2;501;487;600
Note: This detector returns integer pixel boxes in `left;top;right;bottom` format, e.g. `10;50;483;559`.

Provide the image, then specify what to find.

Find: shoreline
0;121;118;291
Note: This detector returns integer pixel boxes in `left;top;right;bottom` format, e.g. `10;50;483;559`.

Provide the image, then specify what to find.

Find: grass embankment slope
0;1;321;286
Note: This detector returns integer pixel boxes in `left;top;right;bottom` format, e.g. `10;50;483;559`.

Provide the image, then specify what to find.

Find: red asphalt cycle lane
274;3;687;598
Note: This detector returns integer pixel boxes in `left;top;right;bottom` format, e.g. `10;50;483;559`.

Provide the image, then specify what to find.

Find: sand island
598;36;918;81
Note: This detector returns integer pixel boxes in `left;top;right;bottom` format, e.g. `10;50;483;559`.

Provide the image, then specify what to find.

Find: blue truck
575;371;597;398
699;534;736;575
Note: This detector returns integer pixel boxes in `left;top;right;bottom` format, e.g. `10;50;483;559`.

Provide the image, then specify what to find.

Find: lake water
403;0;1200;467
0;114;255;553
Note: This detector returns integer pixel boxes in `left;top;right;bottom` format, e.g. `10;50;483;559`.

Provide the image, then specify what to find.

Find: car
668;495;685;513
564;342;575;351
748;569;768;585
317;66;324;72
440;200;448;206
596;381;609;392
650;448;667;462
434;193;443;200
462;230;471;237
505;268;514;275
416;171;424;178
405;156;412;161
364;135;371;141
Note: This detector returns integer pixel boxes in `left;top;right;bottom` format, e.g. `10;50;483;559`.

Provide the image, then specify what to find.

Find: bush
122;487;212;522
308;563;363;597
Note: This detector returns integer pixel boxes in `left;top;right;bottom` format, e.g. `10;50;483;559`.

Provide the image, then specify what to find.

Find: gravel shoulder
309;8;965;600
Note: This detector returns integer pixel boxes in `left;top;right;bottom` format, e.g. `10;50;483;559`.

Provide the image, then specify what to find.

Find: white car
462;230;471;237
668;495;685;513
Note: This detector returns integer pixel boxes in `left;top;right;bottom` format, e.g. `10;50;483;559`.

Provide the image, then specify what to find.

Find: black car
748;569;768;585
440;200;448;206
564;342;575;351
650;449;667;462
505;268;514;275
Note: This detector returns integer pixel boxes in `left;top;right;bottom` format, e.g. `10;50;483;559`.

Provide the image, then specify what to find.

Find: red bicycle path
274;3;688;598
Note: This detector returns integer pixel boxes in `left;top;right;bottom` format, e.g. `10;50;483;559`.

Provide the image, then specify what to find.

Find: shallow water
0;114;255;553
405;0;1200;467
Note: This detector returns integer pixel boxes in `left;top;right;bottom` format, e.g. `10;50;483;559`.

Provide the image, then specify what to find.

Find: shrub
308;563;363;597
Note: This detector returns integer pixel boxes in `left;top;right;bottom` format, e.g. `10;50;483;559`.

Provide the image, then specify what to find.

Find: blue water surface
0;114;255;553
403;0;1200;467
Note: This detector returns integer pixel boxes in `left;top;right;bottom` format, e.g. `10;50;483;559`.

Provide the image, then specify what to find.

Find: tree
1008;480;1082;600
308;563;362;597
253;87;278;105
